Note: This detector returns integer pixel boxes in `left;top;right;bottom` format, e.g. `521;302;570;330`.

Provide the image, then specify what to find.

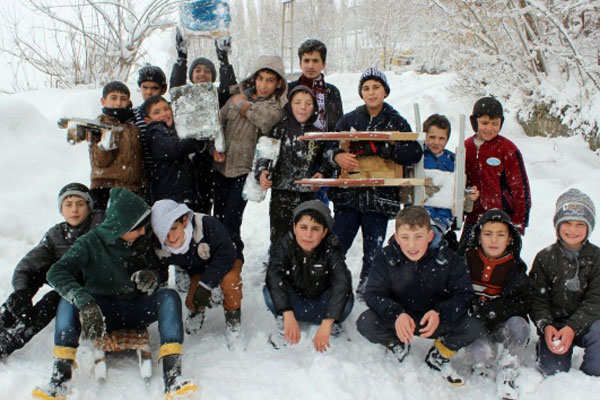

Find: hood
151;199;194;251
285;85;319;126
467;208;522;256
95;188;151;243
239;55;288;107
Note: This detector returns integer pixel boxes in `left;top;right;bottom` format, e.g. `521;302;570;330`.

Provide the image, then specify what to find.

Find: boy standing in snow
457;97;531;255
529;189;600;377
264;200;353;352
0;183;102;360
33;188;196;400
357;206;483;386
151;199;243;349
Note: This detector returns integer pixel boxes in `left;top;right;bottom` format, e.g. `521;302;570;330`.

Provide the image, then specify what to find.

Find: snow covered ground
1;71;600;399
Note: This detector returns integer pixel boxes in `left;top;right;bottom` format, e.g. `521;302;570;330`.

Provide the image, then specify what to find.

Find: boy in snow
0;183;102;360
357;206;483;386
457;97;531;255
264;200;353;352
88;81;144;210
463;209;531;399
326;67;423;295
142;95;206;209
529;188;600;377
32;188;196;400
257;85;326;248
212;55;287;275
151;199;243;349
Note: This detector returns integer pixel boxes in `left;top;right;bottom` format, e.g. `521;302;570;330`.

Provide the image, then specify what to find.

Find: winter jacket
529;240;600;336
365;236;474;325
11;210;104;296
325;103;423;216
89;113;144;193
155;213;235;289
266;232;352;320
47;189;164;310
424;146;455;230
288;74;343;132
146;121;206;204
464;209;531;331
465;134;531;233
213;56;287;178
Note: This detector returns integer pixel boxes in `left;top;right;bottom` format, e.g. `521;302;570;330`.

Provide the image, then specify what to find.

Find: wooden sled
57;117;122;150
94;328;152;382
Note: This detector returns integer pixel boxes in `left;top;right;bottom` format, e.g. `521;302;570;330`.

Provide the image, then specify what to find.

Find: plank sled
58;117;123;150
295;178;428;187
299;131;419;141
93;328;152;382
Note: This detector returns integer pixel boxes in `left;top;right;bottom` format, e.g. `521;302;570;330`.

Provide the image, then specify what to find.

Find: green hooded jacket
47;188;158;310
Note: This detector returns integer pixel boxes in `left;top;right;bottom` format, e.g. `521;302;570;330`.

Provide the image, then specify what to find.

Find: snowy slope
1;71;599;400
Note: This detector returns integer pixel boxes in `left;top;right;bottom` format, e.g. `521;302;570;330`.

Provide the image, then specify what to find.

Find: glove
192;284;213;311
175;27;188;59
80;302;106;340
131;270;159;295
6;289;34;324
215;37;231;63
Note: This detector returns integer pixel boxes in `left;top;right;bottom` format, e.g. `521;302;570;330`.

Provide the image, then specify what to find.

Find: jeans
464;316;530;365
213;172;247;261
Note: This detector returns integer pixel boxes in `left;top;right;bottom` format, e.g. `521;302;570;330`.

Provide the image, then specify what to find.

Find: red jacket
465;135;531;233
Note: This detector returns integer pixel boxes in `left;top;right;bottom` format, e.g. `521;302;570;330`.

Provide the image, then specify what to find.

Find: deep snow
1;71;600;399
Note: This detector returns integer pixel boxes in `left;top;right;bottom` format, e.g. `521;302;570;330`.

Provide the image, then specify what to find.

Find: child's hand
310;172;323;192
283;311;301;345
259;170;272;190
468;186;480;201
419;310;440;338
213;149;226;163
334;152;359;170
313;319;333;353
545;325;575;354
394;313;416;344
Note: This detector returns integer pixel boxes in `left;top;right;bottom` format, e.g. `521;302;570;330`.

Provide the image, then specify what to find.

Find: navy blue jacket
325;103;423;216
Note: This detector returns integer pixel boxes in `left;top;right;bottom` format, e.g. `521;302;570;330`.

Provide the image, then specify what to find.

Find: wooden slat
299;131;420;141
295;178;428;187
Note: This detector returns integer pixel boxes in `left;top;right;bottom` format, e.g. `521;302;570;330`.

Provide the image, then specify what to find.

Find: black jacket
365;237;474;325
288;78;343;133
325;103;423;216
266;232;352;320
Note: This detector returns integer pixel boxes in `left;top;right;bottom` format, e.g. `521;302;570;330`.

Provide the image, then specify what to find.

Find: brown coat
89;114;143;192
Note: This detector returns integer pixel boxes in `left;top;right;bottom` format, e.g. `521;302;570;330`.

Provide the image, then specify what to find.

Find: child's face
479;221;510;259
290;92;314;124
254;70;281;99
61;195;90;226
360;79;386;111
475;115;502;142
191;64;213;84
559;220;588;249
120;225;145;243
144;100;174;127
140;81;165;100
293;215;328;253
101;91;130;109
299;51;325;79
166;216;189;249
425;126;449;156
394;224;433;262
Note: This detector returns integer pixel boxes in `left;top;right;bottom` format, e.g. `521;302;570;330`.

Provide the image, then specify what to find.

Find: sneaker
268;315;286;350
388;342;410;363
184;310;205;335
425;343;465;386
32;383;68;400
164;378;198;400
497;352;519;400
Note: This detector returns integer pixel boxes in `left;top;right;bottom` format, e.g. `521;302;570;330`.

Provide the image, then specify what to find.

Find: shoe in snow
497;352;519;400
388;341;410;363
32;358;73;400
32;384;68;400
471;362;490;378
224;309;244;351
163;354;198;399
165;379;198;400
184;309;205;335
425;342;465;386
268;315;286;349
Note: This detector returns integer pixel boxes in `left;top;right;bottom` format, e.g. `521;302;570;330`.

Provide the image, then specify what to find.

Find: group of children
0;34;598;400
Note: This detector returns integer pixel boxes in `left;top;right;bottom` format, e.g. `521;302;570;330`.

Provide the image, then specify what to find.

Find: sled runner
58;117;123;150
93;328;152;382
243;136;281;202
180;0;231;38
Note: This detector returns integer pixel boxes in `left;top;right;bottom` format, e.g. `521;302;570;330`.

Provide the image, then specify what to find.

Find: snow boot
224;309;244;351
497;351;519;400
184;309;205;336
0;323;26;359
162;353;198;400
388;341;410;364
268;315;286;349
32;356;74;400
425;340;465;386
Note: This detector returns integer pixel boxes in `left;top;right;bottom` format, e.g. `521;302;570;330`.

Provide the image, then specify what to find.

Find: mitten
80;302;106;340
215;37;231;64
131;270;159;294
6;289;34;324
175;27;188;59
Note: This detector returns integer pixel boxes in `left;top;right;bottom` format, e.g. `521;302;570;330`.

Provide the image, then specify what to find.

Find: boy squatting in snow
357;206;484;386
32;188;197;400
0;183;102;360
151;199;243;350
264;200;353;352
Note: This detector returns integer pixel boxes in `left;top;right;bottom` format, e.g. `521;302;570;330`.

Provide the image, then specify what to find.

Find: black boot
162;354;197;399
224;309;243;350
0;324;26;359
32;358;73;399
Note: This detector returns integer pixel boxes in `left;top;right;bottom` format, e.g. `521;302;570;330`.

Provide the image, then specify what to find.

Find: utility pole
281;0;294;76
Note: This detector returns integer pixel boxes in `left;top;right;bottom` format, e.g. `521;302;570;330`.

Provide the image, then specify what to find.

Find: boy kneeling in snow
264;200;354;352
357;206;483;386
33;188;196;400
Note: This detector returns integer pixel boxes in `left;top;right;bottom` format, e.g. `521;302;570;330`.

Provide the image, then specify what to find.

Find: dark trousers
536;319;600;376
263;285;354;325
54;288;183;348
356;309;484;351
332;208;389;282
192;151;214;215
213;172;247;261
457;220;477;256
269;189;316;246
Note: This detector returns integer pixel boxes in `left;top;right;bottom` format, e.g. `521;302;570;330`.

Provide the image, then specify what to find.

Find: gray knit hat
151;199;193;249
188;57;217;83
293;200;333;230
553;188;595;234
358;67;390;98
57;182;93;212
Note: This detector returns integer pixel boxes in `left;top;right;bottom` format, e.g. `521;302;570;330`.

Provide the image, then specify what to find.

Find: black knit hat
188;57;217;83
137;64;167;89
470;96;504;132
293;200;333;230
358;67;390;98
58;182;93;212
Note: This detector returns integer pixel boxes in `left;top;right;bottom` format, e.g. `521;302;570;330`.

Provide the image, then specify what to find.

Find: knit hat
470;96;504;132
292;200;333;230
151;199;194;248
358;67;390;98
188;57;217;83
137;64;167;89
553;188;595;235
57;182;93;213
